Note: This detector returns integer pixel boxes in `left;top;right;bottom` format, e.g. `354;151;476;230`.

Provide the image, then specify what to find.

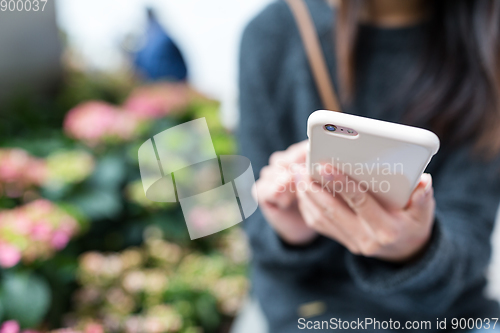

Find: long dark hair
336;0;500;157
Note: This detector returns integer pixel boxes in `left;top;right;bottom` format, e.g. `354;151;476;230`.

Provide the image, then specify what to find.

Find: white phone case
307;110;440;209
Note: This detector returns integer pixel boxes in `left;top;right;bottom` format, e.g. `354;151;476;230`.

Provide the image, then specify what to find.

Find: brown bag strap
284;0;341;112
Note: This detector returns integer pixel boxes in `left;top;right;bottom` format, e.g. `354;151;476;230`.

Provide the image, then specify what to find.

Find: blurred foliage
1;271;51;328
0;69;248;333
0;70;132;147
69;228;248;333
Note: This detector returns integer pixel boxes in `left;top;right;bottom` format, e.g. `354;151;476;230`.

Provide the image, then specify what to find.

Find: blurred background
0;0;271;332
0;0;500;332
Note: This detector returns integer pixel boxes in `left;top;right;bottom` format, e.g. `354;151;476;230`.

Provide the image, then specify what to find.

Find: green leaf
195;293;220;331
1;271;51;328
0;297;4;322
90;154;126;190
71;189;122;220
56;202;90;233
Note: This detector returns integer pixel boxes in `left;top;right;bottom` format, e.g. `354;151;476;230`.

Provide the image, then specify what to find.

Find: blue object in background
134;9;188;81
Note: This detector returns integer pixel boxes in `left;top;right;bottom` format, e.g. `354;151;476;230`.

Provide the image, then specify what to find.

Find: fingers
318;164;391;226
294;168;437;260
296;182;359;252
256;141;308;209
406;173;435;222
313;163;409;246
259;200;318;245
269;140;308;166
295;162;436;261
256;165;295;208
301;181;357;225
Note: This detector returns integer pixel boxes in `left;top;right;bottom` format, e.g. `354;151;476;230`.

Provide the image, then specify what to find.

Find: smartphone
307;110;440;209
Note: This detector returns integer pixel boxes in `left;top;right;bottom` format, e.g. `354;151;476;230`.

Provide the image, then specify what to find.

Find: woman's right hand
253;141;318;245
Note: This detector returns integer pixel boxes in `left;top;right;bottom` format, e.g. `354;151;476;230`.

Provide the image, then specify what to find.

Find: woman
237;0;500;332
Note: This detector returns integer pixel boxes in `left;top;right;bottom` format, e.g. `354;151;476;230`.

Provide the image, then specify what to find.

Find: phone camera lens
324;124;337;132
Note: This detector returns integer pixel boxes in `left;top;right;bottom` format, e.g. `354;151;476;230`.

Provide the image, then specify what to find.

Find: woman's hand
295;164;435;262
253;141;318;245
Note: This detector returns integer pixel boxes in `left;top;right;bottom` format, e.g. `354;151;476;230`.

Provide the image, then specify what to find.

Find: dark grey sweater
238;0;500;332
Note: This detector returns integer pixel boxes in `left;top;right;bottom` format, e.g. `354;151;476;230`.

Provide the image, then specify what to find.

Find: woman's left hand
295;164;435;263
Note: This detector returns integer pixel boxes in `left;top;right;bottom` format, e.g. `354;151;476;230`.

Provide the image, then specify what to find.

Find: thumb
406;173;435;222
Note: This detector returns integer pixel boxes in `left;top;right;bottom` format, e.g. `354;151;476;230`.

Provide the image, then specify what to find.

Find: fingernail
423;174;432;195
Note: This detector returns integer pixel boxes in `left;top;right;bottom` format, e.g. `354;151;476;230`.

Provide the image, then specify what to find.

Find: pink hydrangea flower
0;199;79;264
0;320;20;333
25;160;48;186
30;221;53;242
0;243;22;268
12;214;31;235
123;83;189;120
58;217;78;235
51;229;71;250
0;149;47;195
64;101;140;146
27;199;54;215
124;93;166;119
110;111;139;141
84;323;105;333
64;101;117;143
0;149;29;182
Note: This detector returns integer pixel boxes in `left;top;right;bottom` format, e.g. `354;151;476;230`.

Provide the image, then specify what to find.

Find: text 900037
1;0;47;12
